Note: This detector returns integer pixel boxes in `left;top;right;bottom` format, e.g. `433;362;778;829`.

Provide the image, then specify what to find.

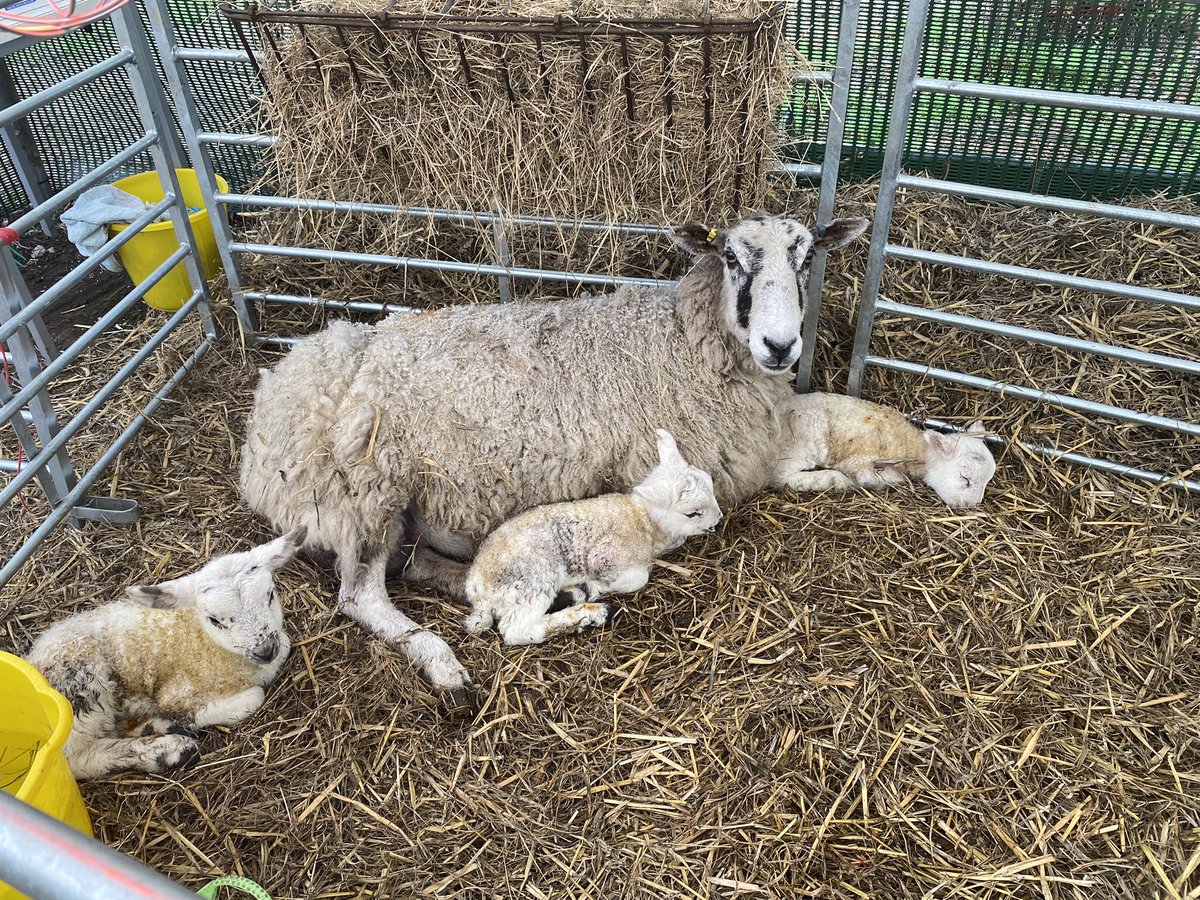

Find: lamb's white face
671;214;869;374
125;527;306;665
922;423;997;508
633;430;723;539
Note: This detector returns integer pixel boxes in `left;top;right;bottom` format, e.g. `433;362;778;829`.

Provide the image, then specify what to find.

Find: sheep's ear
966;419;987;436
655;429;685;467
813;217;869;253
125;579;192;609
923;429;958;457
670;223;725;256
259;526;307;570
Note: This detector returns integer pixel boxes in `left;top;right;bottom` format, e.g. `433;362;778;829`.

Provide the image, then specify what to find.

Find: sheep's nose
762;337;796;366
708;516;725;533
252;637;279;664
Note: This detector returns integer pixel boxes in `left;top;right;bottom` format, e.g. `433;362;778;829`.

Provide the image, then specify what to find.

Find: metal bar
919;417;1200;494
142;0;247;338
886;244;1200;313
258;336;299;348
847;0;930;396
0;292;204;510
230;242;675;288
0;247;191;426
113;1;217;341
914;77;1200;122
793;70;833;85
864;356;1200;438
0;60;54;235
173;46;264;63
8;133;158;236
0;51;134;130
0;197;176;345
782;161;823;180
492;205;513;303
0;246;75;509
196;132;276;147
897;175;1200;231
216;192;670;236
244;291;423;314
876;300;1200;377
0;791;198;900
796;0;860;393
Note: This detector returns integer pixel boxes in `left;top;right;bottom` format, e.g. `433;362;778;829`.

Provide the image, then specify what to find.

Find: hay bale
225;0;805;306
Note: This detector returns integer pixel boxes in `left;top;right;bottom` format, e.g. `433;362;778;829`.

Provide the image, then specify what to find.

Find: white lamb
24;528;305;780
464;429;722;646
772;392;997;508
239;212;869;696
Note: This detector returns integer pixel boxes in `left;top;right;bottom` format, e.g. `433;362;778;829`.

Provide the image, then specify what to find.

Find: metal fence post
139;0;253;341
846;0;929;397
111;0;218;341
796;0;861;393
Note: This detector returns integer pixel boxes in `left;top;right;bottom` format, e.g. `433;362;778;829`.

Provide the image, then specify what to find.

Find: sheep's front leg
778;468;857;492
193;686;266;729
403;546;469;599
340;548;472;702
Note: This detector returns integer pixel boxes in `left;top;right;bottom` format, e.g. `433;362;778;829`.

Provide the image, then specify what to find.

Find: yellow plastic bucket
110;169;229;312
0;651;91;899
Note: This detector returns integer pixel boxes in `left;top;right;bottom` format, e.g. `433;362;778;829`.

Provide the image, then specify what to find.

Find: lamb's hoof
548;591;575;614
154;734;200;771
439;683;476;712
177;742;202;770
599;603;621;628
166;722;201;739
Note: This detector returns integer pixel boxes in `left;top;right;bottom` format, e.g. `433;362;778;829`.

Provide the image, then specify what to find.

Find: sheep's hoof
177;742;202;770
438;683;476;712
167;722;201;739
599;603;621;628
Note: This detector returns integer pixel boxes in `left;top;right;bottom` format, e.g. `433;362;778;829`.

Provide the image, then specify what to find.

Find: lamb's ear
655;429;686;467
670;223;725;256
125;578;192;609
813;217;869;253
923;429;958;457
259;526;307;570
966;419;987;436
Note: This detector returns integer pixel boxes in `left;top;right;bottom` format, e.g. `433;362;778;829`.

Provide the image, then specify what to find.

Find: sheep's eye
207;616;227;629
247;565;259;574
724;248;738;266
269;589;278;605
686;511;702;518
963;477;973;487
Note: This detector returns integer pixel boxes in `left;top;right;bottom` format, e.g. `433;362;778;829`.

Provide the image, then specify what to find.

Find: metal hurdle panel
847;0;1200;493
144;0;861;391
0;0;218;590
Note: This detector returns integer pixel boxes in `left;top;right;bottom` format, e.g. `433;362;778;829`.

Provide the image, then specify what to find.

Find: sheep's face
125;527;307;665
633;429;723;545
671;214;869;374
922;422;997;508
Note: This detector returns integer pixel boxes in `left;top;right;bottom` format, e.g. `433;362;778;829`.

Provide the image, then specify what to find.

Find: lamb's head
632;429;723;543
671;213;869;374
921;422;997;508
125;527;307;665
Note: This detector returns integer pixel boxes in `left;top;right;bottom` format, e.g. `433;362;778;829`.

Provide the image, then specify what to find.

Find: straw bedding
2;183;1199;897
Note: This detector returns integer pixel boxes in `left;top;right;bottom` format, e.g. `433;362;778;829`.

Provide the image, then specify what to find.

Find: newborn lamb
464;429;722;646
774;392;996;507
25;528;305;779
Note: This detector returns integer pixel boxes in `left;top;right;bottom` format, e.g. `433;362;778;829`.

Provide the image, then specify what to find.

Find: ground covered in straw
3;185;1199;898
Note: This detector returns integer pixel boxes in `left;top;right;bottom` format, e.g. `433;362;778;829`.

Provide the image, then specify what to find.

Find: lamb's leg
134;717;200;739
66;709;198;780
339;548;472;701
193;686;266;728
403;546;469;599
499;599;616;646
778;469;857;492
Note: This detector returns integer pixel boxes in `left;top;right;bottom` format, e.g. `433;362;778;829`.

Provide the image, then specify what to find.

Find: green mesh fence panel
785;0;1200;200
1;0;1197;220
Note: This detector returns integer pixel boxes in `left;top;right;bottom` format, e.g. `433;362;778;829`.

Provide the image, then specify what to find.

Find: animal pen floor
1;185;1199;899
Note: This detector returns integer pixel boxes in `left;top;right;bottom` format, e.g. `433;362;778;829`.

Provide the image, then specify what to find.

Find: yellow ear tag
705;227;718;243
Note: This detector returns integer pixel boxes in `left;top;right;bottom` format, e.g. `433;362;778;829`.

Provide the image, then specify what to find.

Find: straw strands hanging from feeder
221;0;807;307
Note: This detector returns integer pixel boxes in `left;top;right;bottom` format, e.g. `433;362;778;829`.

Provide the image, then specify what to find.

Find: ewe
240;213;869;696
464;429;722;646
25;529;304;779
773;392;997;507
